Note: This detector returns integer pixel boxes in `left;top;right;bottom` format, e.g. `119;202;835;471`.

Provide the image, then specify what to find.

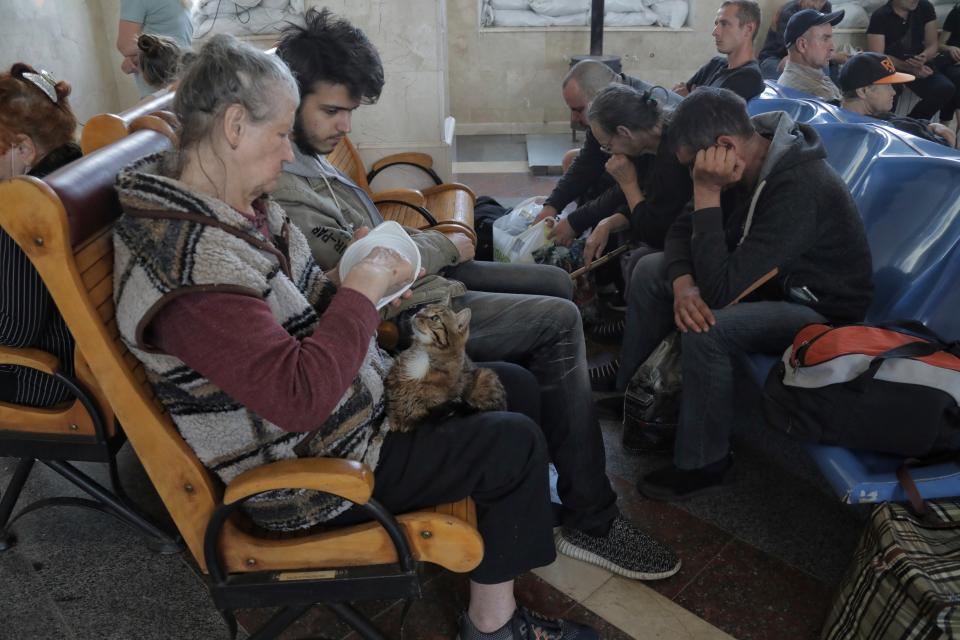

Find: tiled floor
0;164;868;640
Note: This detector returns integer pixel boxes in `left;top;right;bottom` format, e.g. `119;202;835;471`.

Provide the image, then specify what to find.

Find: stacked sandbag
195;0;306;37
833;1;869;28
482;0;688;28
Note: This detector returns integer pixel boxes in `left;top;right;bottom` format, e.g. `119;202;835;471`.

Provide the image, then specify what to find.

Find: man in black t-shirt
672;0;765;102
839;52;956;146
867;0;955;120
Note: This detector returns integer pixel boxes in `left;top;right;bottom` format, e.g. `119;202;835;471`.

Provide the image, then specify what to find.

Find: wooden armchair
328;136;477;244
79;90;174;154
0;133;182;555
0;128;483;639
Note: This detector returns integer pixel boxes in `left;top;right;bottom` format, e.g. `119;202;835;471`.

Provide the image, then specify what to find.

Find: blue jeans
619;253;826;469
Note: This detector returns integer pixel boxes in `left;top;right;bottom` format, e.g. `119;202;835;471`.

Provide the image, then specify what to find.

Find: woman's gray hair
173;34;298;151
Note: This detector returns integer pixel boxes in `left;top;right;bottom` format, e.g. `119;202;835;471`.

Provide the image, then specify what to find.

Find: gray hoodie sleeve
408;229;461;275
273;182;353;272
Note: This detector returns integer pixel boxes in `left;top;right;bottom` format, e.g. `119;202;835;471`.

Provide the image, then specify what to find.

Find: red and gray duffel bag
763;321;960;457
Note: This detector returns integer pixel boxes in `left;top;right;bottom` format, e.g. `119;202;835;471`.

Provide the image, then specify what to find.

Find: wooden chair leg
0;458;35;551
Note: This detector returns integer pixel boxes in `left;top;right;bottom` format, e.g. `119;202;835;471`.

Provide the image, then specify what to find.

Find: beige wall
449;0;862;133
0;0;122;130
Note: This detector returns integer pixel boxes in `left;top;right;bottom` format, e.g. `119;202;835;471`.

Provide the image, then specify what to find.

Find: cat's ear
455;307;472;333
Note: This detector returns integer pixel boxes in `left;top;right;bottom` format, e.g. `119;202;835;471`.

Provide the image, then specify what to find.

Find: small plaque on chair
277;569;338;582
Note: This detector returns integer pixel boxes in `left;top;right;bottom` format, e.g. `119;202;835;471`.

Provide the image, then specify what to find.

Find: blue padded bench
744;91;960;503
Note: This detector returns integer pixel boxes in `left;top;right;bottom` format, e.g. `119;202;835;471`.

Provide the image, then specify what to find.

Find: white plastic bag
492;196;552;263
494;220;553;263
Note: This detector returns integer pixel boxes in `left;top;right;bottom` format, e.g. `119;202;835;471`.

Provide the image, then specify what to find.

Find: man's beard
293;113;325;157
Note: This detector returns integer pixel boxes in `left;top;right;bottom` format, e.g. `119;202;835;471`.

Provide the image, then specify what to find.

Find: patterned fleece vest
113;153;392;531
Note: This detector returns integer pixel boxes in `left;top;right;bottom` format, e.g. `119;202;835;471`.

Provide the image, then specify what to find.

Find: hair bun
54;79;72;100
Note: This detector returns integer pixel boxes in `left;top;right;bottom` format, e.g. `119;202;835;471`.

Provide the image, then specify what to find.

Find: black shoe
588;358;619;391
637;454;735;502
555;515;681;580
457;607;599;640
622;420;676;454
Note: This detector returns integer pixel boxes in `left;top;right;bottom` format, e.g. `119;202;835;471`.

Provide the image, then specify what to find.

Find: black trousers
333;363;556;584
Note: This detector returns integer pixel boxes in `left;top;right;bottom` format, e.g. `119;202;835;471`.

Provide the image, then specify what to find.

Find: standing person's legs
639;301;826;500
447;260;574;300
906;72;955;120
617;252;676;391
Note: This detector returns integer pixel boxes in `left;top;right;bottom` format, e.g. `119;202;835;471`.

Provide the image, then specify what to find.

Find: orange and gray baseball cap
838;52;915;92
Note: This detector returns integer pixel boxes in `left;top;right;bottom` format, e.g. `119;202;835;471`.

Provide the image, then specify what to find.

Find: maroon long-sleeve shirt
147;287;380;433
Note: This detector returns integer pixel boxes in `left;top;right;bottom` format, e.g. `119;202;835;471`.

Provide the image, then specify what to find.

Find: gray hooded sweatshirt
665;111;873;322
273;145;464;317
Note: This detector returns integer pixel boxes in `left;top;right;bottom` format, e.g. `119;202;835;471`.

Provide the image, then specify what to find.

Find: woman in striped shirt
0;63;81;407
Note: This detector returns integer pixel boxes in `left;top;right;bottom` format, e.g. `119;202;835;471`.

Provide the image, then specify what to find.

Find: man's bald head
562;60;620;128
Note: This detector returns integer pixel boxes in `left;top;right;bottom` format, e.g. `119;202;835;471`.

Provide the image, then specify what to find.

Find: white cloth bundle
605;0;650;10
492;9;589;25
490;0;530;10
649;0;688;28
834;2;869;28
528;0;591;17
604;9;658;25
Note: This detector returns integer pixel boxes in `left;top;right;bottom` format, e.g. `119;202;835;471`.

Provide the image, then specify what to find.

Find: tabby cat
385;302;507;432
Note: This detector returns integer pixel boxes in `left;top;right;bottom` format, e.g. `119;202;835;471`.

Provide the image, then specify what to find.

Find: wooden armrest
129;114;178;144
367;153;443;187
372;189;426;208
0;345;59;375
372;152;434;172
422;182;478;202
223;458;374;506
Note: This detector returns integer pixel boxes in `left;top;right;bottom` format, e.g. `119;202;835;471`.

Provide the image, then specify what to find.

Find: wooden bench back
327;136;372;192
0;129;223;567
80;91;175;154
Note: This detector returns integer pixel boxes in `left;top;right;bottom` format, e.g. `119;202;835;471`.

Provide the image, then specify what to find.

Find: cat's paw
464;368;508;412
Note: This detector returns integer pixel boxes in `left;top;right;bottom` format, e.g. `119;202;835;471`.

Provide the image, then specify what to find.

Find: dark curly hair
275;8;384;104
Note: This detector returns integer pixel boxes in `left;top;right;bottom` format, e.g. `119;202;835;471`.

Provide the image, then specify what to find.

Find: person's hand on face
604;153;637;187
692;145;745;192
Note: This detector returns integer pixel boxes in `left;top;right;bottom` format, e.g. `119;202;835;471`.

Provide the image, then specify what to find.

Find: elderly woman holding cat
113;35;593;638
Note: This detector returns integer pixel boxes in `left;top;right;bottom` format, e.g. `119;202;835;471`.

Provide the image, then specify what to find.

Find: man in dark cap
839;52;956;146
776;8;844;101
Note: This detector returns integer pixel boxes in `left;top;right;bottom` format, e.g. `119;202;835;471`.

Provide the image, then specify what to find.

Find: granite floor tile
672;538;834;640
0;552;78;640
532;552;613;602
582;576;735;640
607;474;734;600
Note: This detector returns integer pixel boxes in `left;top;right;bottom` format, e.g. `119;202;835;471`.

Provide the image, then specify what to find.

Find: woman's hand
605;153;637;187
672;275;715;333
342;246;416;306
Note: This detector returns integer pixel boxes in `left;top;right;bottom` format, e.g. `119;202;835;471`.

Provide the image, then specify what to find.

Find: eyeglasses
597;131;619;154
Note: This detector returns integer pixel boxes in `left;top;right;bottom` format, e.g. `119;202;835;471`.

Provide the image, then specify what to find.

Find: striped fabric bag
822;498;960;639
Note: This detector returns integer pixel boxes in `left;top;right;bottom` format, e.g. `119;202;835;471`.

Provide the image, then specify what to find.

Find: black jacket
566;130;692;250
664;112;873;322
